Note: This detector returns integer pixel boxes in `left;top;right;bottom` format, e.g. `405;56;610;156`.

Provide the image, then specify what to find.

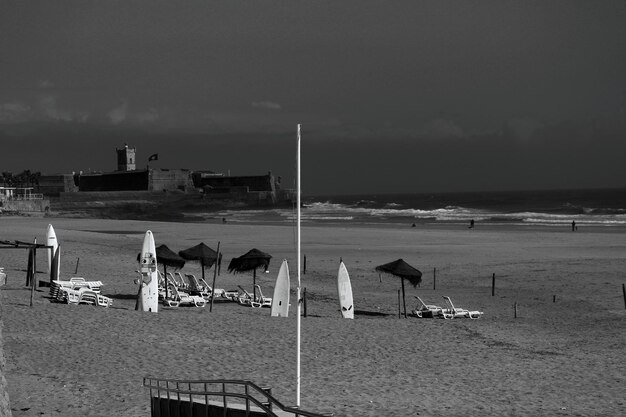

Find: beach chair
236;285;272;308
411;296;443;318
253;284;272;308
50;277;102;299
184;274;211;299
174;272;191;290
164;284;206;308
441;296;483;319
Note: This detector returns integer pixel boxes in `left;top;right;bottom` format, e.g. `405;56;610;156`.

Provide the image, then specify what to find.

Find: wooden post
514;301;518;318
74;257;80;275
401;278;407;318
209;241;221;312
253;268;257;302
303;287;307;317
433;267;436;290
397;290;401;319
491;273;495;296
303;255;306;275
26;248;33;287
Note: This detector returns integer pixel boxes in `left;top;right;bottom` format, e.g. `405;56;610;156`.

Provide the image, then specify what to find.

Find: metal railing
143;377;333;417
0;194;44;201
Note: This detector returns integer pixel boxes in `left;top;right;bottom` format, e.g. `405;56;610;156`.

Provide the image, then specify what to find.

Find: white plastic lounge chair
164;284;206;308
411;296;444;318
253;284;272;308
441;296;483;319
50;277;103;299
236;285;272;308
174;272;191;290
184;274;212;299
56;286;112;307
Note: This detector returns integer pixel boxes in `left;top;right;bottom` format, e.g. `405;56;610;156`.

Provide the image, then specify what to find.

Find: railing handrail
143;377;333;417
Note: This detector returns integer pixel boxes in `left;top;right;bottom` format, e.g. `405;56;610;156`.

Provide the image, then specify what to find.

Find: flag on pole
148;153;158;162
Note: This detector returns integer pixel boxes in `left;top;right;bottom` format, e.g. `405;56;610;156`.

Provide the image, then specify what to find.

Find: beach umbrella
375;259;422;318
178;242;218;282
228;248;272;300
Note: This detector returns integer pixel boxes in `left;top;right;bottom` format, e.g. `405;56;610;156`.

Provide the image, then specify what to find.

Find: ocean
202;188;626;227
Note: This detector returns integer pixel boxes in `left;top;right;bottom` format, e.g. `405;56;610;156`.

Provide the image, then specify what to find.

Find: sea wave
297;201;626;225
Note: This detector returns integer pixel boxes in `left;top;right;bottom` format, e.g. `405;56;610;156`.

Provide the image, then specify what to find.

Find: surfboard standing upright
138;230;159;313
46;224;59;279
271;259;290;317
337;261;354;319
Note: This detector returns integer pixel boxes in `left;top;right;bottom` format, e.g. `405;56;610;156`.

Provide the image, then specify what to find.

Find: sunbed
411;296;444;318
163;283;206;308
441;296;483;319
50;277;103;299
56;286;112;307
236;285;272;308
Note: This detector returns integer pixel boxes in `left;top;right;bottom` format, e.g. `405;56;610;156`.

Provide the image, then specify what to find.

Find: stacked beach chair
50;277;112;307
155;271;206;307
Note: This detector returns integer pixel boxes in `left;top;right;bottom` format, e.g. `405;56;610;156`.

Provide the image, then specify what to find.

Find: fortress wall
195;174;275;192
38;174;78;196
79;170;149;192
149;169;194;192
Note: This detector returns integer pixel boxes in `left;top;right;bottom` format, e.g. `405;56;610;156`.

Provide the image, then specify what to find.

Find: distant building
35;144;293;207
116;144;136;171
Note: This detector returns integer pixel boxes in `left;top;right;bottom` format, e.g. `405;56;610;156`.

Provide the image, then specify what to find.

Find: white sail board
271;260;290;317
46;224;59;278
138;230;159;313
337;261;354;319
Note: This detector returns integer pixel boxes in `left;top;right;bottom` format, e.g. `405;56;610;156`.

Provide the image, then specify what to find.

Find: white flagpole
296;123;302;407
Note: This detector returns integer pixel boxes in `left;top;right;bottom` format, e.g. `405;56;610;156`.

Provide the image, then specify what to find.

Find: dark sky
1;1;625;194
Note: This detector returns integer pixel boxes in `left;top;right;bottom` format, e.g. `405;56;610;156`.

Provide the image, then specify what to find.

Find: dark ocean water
205;188;626;227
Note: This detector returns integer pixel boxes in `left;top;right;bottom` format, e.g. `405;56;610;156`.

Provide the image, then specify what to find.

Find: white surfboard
138;230;159;313
46;224;59;278
270;259;290;317
337;261;354;319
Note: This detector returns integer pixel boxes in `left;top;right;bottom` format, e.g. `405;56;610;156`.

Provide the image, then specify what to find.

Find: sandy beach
1;215;625;416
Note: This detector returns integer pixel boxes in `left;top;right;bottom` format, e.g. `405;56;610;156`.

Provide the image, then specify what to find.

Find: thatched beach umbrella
375;259;422;318
178;242;218;282
228;248;272;300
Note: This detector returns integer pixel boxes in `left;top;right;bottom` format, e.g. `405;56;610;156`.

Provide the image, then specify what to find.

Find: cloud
39;80;54;89
107;99;129;125
39;95;88;122
503;118;544;142
0;102;31;121
424;118;465;139
135;108;159;124
251;101;282;110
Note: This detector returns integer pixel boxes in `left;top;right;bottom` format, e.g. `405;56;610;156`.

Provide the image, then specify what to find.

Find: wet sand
1;216;625;416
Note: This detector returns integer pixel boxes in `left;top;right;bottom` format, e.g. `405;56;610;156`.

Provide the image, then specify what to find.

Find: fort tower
116;144;136;171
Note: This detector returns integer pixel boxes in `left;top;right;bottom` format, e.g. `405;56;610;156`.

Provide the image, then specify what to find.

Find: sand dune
1;217;625;416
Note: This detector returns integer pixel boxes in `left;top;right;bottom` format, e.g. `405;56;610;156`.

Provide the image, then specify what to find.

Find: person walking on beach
572;220;576;231
469;219;475;229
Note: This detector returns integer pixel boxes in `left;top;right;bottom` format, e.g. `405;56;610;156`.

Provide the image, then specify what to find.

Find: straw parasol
178;243;218;282
228;248;272;300
375;259;422;318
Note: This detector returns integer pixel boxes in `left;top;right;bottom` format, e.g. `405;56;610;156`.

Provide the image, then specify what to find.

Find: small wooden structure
0;240;54;306
143;377;333;417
